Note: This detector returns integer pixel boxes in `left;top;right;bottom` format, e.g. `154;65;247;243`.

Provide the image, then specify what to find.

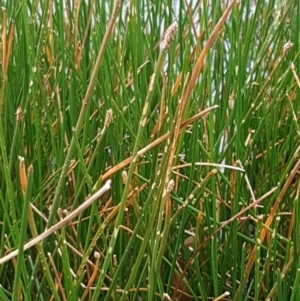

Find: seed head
162;22;178;51
104;109;113;127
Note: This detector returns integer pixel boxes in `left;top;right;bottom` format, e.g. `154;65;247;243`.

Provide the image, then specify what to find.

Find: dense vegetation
0;0;300;300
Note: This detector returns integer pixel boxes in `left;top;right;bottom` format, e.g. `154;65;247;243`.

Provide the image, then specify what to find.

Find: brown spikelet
4;21;14;76
18;156;27;194
2;7;7;75
78;252;100;300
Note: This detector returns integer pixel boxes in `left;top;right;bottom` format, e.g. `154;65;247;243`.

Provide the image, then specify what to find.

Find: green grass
0;0;300;300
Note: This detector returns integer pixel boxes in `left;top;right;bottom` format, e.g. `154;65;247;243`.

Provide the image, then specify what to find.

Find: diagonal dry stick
0;180;112;265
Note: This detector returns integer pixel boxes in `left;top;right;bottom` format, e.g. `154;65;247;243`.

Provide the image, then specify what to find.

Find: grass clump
0;0;300;300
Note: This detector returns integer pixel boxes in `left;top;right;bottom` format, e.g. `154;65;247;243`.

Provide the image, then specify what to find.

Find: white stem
0;180;112;265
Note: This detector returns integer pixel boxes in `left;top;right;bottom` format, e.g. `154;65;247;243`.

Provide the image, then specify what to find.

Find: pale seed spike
161;22;178;51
